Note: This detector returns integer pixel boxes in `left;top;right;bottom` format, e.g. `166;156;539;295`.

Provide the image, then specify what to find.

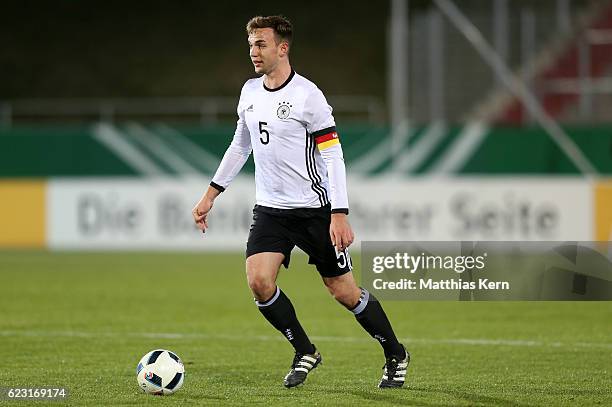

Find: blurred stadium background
1;1;612;405
1;0;611;249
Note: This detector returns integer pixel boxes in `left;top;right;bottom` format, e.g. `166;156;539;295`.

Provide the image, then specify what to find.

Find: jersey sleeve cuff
210;181;225;193
331;208;349;215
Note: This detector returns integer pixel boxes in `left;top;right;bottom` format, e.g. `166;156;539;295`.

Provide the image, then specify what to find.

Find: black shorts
246;204;353;278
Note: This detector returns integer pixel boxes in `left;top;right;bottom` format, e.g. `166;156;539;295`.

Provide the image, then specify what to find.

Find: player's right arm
192;85;253;232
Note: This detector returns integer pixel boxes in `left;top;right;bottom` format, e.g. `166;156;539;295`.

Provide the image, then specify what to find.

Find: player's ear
279;41;289;56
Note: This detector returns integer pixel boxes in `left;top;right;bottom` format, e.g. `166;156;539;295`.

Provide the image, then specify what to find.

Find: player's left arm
305;88;354;250
316;131;354;250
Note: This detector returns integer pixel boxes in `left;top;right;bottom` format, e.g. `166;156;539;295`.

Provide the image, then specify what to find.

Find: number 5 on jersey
336;248;353;272
259;121;269;145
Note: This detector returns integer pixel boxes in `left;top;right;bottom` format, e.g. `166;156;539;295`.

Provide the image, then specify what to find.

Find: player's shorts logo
277;101;292;119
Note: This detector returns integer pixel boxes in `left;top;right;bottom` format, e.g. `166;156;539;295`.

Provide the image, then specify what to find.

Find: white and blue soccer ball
136;349;185;395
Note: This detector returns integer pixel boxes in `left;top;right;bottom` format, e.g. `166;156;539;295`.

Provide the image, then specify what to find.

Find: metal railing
0;95;385;128
539;28;612;121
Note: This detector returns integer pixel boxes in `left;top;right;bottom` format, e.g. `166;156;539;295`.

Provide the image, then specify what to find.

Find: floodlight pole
388;0;409;164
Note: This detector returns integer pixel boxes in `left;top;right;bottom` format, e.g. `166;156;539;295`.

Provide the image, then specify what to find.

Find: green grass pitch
1;251;611;406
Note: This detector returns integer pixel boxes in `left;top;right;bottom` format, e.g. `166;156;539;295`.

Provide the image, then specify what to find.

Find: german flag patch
315;131;340;150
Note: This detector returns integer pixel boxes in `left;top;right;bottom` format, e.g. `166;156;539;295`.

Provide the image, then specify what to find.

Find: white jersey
211;70;349;212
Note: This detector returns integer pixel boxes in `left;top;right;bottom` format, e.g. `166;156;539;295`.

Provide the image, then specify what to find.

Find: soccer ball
136;349;185;395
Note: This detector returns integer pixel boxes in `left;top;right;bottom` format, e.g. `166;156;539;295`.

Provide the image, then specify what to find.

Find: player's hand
330;213;354;251
192;196;214;232
192;186;222;233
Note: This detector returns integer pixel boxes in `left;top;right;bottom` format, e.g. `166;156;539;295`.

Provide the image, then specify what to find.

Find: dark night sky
0;0;392;99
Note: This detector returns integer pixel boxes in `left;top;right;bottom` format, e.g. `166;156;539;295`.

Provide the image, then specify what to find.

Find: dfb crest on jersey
277;101;292;119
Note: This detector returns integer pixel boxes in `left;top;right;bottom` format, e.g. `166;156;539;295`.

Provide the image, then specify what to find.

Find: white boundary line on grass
1;330;611;350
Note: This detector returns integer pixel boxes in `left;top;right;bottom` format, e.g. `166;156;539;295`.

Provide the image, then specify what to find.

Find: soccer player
192;15;409;389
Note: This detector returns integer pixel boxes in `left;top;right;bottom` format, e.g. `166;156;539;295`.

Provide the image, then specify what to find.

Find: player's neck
263;63;293;90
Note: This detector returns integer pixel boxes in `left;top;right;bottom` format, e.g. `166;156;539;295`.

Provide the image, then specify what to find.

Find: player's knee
246;269;276;300
326;284;360;308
